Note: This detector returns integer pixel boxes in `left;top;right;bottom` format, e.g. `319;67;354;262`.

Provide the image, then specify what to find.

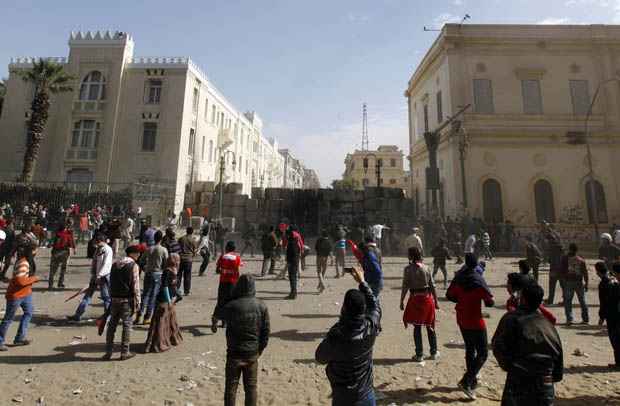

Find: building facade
342;145;407;190
279;149;304;189
406;24;620;226
0;31;298;219
302;168;321;189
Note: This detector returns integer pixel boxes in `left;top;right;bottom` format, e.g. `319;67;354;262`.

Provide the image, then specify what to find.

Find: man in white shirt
371;224;390;251
68;233;113;321
404;228;424;257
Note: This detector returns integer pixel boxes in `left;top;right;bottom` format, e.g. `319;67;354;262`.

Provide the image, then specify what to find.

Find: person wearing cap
599;233;620;271
68;233;113;322
315;267;381;406
102;244;142;361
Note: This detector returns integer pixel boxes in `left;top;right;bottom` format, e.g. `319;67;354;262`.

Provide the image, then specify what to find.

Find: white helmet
601;233;612;242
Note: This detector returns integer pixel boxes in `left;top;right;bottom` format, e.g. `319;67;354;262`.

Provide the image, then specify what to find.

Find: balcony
66;149;98;161
73;100;106;113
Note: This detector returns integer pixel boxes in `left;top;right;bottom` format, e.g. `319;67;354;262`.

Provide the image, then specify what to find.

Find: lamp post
581;77;619;239
451;120;469;212
362;153;382;188
218;150;237;222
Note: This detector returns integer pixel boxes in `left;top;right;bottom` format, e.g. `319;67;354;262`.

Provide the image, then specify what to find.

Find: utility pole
217;151;236;222
362;103;369;151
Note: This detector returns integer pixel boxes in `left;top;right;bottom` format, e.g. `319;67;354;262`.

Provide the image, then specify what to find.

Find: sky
1;0;619;186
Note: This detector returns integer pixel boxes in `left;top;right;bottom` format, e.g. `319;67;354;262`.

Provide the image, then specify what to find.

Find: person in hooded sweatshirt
221;274;270;406
447;253;494;400
315;267;382;406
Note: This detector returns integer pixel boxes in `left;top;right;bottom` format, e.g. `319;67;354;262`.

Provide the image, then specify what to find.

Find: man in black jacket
260;226;277;277
492;281;563;405
315;267;382;406
597;262;620;369
315;231;332;293
222;274;270;406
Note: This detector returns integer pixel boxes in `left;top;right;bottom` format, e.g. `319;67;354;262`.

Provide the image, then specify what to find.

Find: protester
596;262;620;369
464;234;477;255
48;222;76;290
0;244;39;351
401;247;439;362
492;282;563;405
145;253;183;353
524;236;543;281
120;214;135;250
543;224;564;305
0;221;15;282
136;230;169;325
240;224;257;257
212;241;242;332
162;227;181;255
370;223;389;252
431;238;451;289
599;233;620;271
103;244;142;361
505;273;556;324
178;227;198;296
334;234;347;278
315;231;332;293
405;227;424;257
315;267;381;406
68;233;113;322
260;226;278;277
517;259;531;276
446;253;494;400
560;243;589;325
349;239;383;298
221;275;270;406
481;231;493;260
198;227;211;277
285;226;303;299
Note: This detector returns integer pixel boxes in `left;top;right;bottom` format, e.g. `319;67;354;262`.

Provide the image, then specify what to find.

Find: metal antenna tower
362;103;369;150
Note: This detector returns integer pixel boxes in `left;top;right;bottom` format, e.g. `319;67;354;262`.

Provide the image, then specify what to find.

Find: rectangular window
211;105;216;123
473;79;494;114
188;128;196;156
423;104;429;132
436;91;443;123
204;98;209;120
570;80;590;115
209;140;214;162
192;88;199;113
239;156;243;173
142;122;157;152
390;158;396;167
522;79;543;115
145;79;162;104
201;136;206;160
389;179;397;185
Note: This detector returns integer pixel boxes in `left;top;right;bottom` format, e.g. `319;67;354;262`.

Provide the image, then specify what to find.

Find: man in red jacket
49;222;76;289
446;253;494;400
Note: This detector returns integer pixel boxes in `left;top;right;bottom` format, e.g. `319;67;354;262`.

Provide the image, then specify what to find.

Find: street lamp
362;153;382;188
450;120;470;212
581;77;620;239
218;150;237;222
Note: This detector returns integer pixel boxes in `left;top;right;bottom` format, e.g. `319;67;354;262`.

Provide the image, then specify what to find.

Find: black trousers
261;253;275;276
460;327;488;387
609;322;620;365
225;355;258;406
288;261;299;295
199;250;210;275
501;373;554;406
177;260;192;295
414;325;437;357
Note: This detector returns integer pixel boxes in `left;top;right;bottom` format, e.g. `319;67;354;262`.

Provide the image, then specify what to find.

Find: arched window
534;179;556;223
586;180;608;224
482;179;504;223
79;71;106;101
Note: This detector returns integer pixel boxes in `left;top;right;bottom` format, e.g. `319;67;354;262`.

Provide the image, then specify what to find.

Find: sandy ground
1;247;620;406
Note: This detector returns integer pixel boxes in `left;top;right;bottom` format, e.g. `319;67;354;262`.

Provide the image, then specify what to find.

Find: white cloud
453;0;464;5
431;13;462;29
537;17;571;24
347;12;370;24
267;114;408;187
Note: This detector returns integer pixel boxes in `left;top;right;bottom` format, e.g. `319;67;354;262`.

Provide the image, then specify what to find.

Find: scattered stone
179;374;191;382
24;378;32;384
573;348;589;357
11;397;23;403
72;388;82;395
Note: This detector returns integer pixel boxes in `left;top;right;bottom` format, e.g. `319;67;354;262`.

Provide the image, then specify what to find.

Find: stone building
406;24;620;226
302;168;321;189
0;31;296;220
342;145;407;190
279;148;304;189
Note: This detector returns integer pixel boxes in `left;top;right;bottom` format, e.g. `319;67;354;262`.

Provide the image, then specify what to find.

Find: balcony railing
66;149;97;160
73;100;106;113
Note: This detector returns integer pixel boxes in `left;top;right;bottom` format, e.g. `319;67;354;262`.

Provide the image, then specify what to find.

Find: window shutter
570;80;590;115
522;80;543;114
473;79;494;114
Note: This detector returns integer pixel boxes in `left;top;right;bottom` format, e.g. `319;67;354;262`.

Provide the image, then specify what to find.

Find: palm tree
0;79;6;118
13;59;73;184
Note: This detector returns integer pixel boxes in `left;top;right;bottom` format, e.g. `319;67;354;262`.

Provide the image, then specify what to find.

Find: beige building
343;145;407;190
406;24;620;225
0;31;295;219
302;168;321;189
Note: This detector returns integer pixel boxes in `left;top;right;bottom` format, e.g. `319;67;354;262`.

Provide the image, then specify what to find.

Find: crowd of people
0;202;619;405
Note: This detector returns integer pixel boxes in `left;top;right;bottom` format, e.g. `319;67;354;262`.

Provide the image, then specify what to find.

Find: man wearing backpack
560;243;589;325
48;222;76;289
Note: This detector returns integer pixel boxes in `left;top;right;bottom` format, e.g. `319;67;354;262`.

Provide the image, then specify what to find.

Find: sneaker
101;352;113;361
211;319;218;333
13;339;32;347
412;354;424;363
0;345;8;351
458;380;476;400
120;352;136;361
428;351;440;360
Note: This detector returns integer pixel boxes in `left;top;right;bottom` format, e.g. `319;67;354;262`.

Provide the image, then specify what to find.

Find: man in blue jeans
560;243;589;325
316;267;381;406
136;230;168;325
68;233;113;322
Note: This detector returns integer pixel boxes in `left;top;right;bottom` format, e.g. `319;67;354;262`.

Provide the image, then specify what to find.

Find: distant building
342;145;407;190
0;31;295;220
279;148;304;189
302;168;321;189
406;24;620;224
